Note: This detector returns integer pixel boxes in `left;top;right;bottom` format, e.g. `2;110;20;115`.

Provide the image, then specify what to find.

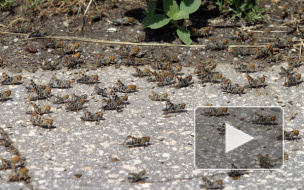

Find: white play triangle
225;122;254;153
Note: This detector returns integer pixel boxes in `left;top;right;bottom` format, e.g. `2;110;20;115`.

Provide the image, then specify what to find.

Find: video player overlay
195;107;283;170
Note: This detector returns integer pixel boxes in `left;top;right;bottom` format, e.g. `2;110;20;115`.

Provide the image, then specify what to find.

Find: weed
0;0;16;11
212;0;266;24
142;0;201;45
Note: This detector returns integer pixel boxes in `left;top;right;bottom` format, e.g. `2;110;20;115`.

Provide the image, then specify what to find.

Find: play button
195;106;284;169
225;123;254;153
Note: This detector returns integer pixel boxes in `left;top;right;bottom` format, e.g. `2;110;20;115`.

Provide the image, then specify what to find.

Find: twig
84;0;93;16
249;30;289;33
22;35;207;47
299;39;304;59
6;18;30;29
0;33;300;49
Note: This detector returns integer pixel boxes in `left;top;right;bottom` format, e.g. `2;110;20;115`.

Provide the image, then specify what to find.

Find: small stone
25;44;37;53
107;28;117;32
75;174;82;178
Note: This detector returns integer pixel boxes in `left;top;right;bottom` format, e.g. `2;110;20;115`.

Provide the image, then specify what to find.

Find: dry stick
299;39;304;59
6;18;30;29
1;33;302;48
84;0;93;16
0;31;28;36
22;36;277;48
23;35;207;48
249;30;289;33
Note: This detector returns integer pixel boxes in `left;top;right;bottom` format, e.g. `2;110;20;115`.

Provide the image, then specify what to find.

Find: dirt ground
0;0;304;189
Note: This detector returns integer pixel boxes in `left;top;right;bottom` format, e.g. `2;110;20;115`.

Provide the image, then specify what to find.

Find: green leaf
142;16;149;26
143;11;149;16
172;10;189;20
164;0;179;18
177;26;192;45
148;1;156;14
143;14;171;29
180;0;201;15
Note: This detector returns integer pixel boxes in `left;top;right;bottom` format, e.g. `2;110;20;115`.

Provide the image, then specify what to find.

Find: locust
250;112;276;126
66;99;85;112
28;80;51;100
95;55;116;67
126;170;146;183
206;38;228;50
64;55;83;70
29;110;54;130
231;30;253;42
227;164;249;180
122;136;151;148
200;71;222;84
76;72;99;85
25;102;51;116
221;84;245;96
112;80;136;93
51;41;79;55
48;75;73;88
256;153;276;169
279;66;294;79
277;129;300;141
284;73;301;87
163;100;186;115
81;108;104;124
120;46;145;58
203;106;228;117
255;44;273;60
175;75;193;88
0;90;11;103
112;16;134;25
102;98;123;112
1;72;22;85
220;77;232;94
288;58;302;69
195;61;217;75
266;53;282;63
8;167;30;182
190;26;210;37
148;91;168;101
234;62;255;73
151;61;171;70
168;65;182;76
41;61;61;70
246;74;267;89
0;156;26;170
229;47;249;57
109;91;128;102
160;53;179;63
95;86;109;97
132;67;151;78
273;37;292;48
52;94;69;104
156;74;175;87
202;177;224;190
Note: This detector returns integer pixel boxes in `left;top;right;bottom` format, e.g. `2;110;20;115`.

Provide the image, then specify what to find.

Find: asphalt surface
0;60;303;190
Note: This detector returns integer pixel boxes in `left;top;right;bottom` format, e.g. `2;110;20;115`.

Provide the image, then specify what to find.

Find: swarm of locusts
0;127;31;184
2;15;304;186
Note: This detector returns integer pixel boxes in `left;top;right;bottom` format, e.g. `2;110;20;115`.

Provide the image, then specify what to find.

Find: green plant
243;3;265;23
0;0;16;10
212;0;224;12
212;0;265;23
142;0;201;45
25;0;42;8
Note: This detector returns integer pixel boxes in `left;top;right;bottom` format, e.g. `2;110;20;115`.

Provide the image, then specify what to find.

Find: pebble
25;44;37;53
107;28;117;32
